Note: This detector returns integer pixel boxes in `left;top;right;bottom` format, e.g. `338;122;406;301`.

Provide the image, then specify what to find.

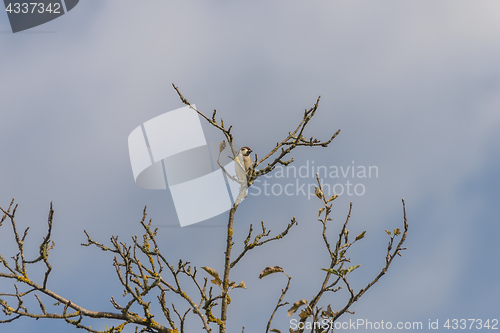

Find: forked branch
277;175;409;333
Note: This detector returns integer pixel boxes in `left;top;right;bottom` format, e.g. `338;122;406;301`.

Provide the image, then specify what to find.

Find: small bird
234;146;252;181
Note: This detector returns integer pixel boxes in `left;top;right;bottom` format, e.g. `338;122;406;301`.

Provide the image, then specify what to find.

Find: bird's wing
234;154;246;181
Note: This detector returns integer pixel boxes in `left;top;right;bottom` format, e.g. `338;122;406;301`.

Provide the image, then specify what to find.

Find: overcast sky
1;1;500;332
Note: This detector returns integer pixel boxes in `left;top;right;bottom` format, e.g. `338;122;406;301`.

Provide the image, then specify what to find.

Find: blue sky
1;1;499;332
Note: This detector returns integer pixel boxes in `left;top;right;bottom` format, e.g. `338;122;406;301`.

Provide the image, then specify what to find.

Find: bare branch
265;271;292;333
285;178;408;333
231;218;298;269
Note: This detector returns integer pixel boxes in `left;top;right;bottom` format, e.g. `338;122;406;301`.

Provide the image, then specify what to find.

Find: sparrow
234;146;252;181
